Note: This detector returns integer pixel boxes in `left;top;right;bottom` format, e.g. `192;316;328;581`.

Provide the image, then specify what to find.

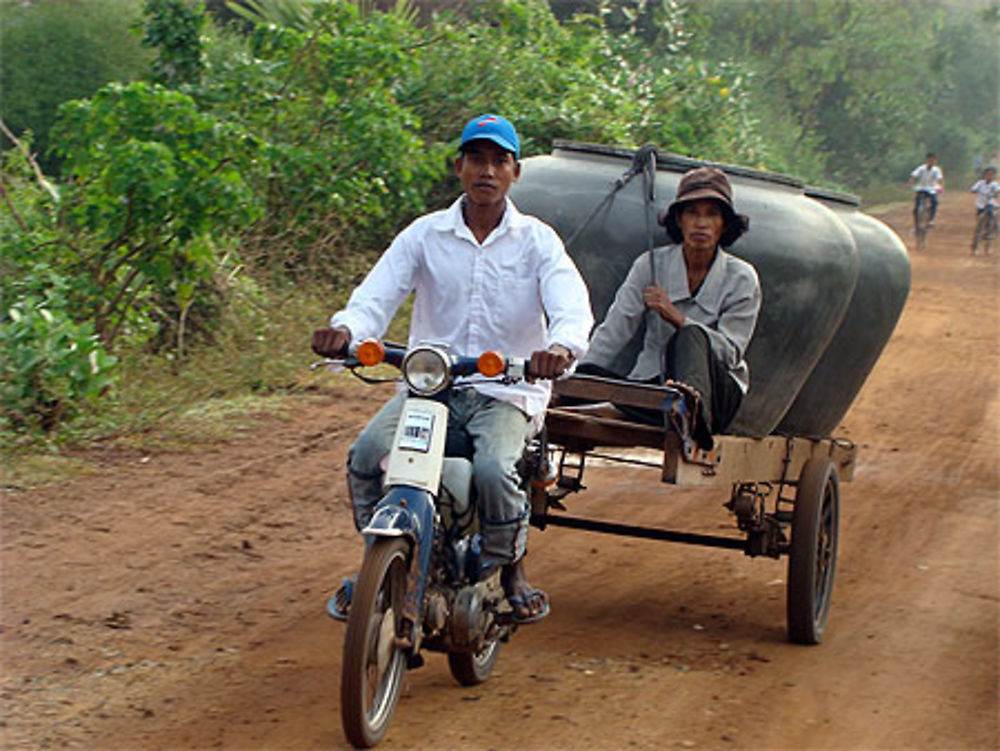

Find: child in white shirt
909;152;944;228
970;166;999;253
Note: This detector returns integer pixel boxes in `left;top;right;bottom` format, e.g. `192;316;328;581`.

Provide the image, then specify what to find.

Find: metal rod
585;452;663;468
532;514;747;551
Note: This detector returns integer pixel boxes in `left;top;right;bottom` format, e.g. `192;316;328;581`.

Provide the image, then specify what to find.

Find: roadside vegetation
1;0;997;467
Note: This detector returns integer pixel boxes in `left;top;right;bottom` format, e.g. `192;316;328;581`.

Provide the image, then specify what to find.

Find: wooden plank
554;374;678;411
545;408;665;450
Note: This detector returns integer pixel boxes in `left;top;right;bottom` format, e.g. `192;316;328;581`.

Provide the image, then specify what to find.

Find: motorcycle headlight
402;346;450;396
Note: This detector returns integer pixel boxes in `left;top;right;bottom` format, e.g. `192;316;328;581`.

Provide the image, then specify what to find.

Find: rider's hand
311;326;351;357
528;345;574;381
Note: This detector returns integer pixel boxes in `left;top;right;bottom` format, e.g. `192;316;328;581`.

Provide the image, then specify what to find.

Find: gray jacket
582;244;761;393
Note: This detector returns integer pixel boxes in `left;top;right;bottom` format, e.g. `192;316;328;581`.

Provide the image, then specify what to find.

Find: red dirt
2;190;997;750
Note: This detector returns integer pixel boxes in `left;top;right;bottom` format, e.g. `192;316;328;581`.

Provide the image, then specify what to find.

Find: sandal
508;588;550;624
663;380;713;450
325;576;355;622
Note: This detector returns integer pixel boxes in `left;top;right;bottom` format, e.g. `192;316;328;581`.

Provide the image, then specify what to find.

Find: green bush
1;289;117;434
50;80;261;348
142;0;207;87
406;0;763;164
196;1;450;276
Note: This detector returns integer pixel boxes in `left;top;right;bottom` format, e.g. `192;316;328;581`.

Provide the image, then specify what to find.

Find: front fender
362;486;434;542
362;485;436;625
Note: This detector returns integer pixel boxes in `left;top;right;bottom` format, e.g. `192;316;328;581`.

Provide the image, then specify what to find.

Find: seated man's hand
528;345;573;381
311;326;351;357
643;285;685;328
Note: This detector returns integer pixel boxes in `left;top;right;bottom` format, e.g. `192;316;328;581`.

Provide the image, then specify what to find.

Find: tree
686;0;997;189
50;82;260;348
0;0;152;174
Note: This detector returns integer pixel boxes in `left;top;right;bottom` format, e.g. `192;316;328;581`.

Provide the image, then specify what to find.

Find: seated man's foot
663;380;713;450
501;557;549;624
325;576;355;622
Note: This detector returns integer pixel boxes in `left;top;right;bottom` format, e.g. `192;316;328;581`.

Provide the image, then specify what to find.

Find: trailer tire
787;459;839;645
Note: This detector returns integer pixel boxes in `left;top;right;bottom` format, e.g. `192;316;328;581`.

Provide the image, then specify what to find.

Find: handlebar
311;340;533;382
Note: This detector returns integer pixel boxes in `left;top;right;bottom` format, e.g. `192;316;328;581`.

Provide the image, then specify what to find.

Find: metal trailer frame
530;374;856;644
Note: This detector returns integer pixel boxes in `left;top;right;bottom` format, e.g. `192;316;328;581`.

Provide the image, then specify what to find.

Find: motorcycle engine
450;570;503;649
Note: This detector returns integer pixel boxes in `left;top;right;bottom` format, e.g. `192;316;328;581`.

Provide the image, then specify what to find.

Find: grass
0;451;94;492
859;182;913;213
1;279;415;490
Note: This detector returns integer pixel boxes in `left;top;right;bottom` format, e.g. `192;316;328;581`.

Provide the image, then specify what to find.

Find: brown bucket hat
658;166;750;247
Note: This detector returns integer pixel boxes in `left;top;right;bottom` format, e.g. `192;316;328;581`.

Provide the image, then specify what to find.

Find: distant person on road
909;152;944;229
969;165;999;254
578;166;762;450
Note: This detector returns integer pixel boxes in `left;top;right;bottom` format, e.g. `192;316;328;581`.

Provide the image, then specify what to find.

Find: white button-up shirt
331;196;594;417
583;244;761;393
970;178;1000;210
911;164;943;193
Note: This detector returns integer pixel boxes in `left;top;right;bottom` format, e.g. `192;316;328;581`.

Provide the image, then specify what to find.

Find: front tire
915;194;931;250
974;210;995;254
448;640;501;686
787;459;840;645
341;538;410;748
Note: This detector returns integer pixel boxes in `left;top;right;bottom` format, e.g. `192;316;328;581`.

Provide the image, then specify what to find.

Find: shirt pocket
491;253;537;295
487;267;540;340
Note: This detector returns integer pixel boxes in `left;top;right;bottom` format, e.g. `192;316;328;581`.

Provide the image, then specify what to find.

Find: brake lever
310;356;361;372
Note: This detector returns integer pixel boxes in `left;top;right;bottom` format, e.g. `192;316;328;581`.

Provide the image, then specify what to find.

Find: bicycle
914;191;934;251
971;206;996;255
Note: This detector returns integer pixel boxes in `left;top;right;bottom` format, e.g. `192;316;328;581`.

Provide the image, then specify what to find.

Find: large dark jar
510;141;875;436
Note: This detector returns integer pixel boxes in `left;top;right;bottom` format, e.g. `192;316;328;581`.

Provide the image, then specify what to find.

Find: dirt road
2;191;997;750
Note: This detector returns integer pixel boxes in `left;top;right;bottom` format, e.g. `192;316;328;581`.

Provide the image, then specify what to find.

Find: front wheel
974;210;996;254
448;640;501;686
914;194;931;250
786;459;840;645
341;537;410;748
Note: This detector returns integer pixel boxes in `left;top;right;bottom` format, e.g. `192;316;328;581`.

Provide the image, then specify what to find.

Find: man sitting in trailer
577;166;762;448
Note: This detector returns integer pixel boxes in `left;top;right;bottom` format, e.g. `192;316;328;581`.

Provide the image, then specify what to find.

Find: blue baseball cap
459;113;520;159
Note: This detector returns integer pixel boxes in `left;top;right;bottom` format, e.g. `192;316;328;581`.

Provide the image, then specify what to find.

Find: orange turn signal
356;339;385;367
477;350;505;378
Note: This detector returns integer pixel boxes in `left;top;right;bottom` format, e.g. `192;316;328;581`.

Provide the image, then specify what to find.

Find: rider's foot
502;557;549;624
326;576;355;621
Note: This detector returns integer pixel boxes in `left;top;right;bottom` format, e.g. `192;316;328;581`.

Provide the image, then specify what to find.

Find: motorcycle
313;339;553;748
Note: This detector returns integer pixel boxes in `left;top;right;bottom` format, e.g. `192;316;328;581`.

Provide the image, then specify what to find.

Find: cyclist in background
969;165;999;254
908;152;944;231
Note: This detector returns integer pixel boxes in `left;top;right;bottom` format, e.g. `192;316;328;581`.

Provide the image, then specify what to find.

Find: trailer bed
548;374;856;487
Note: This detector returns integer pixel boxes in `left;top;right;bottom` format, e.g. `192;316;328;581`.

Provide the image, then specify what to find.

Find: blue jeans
914;190;938;222
346;388;536;570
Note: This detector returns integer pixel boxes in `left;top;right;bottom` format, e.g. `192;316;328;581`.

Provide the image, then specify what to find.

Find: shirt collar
697;248;727;306
665;246;690;301
434;195;525;244
666;245;726;306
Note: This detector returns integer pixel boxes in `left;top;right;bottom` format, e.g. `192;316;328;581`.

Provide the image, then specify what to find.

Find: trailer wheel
787;459;839;645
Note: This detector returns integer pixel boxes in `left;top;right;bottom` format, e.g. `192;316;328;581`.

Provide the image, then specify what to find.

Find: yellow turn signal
477;350;505;378
357;339;385;367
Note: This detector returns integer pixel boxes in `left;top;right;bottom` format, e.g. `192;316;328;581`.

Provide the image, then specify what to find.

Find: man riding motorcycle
311;113;594;623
